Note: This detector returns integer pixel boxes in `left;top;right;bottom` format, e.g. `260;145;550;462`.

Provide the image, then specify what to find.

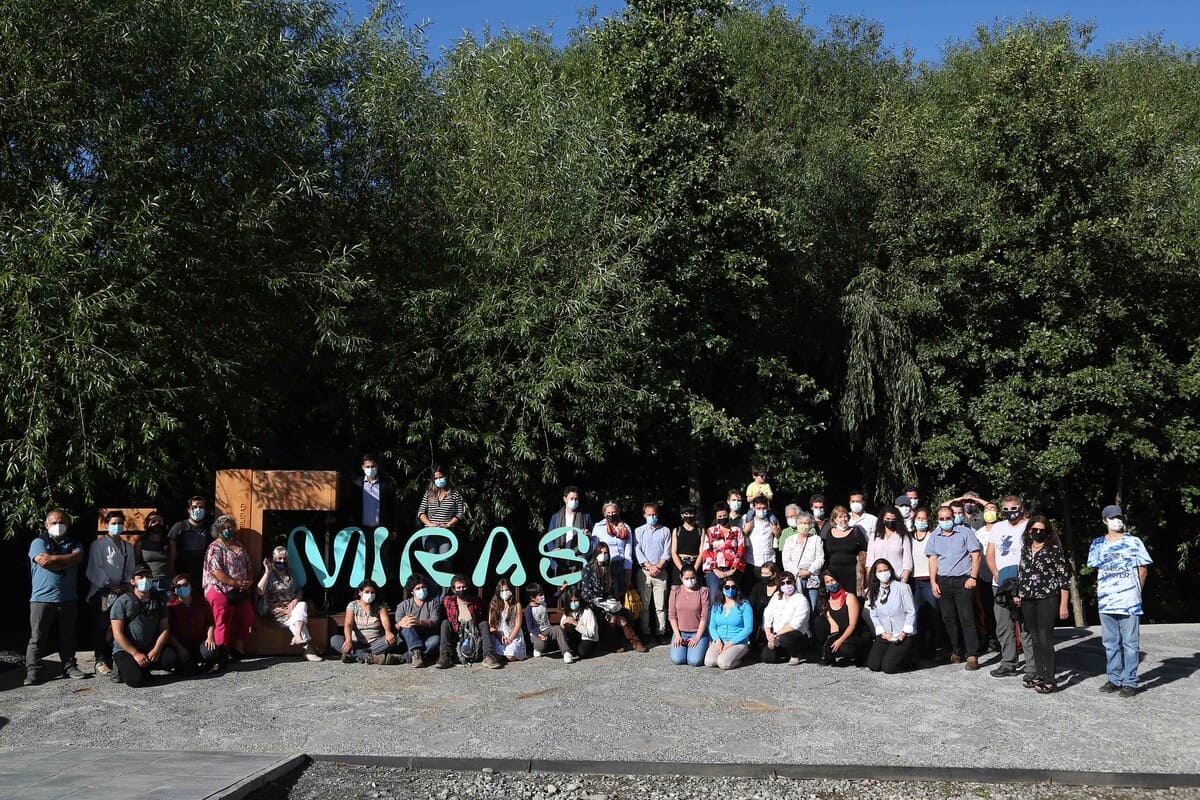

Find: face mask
1030;528;1047;543
786;518;798;529
954;513;965;525
48;523;67;538
569;601;581;611
361;592;376;603
915;520;929;531
413;588;427;601
1004;509;1022;522
723;588;737;598
965;503;978;515
826;582;841;594
836;521;848;531
812;507;825;519
910;498;920;508
174;585;191;599
683;578;697;589
190;508;205;522
983;510;998;524
566;499;579;511
274;560;287;570
454;587;469;597
434;477;447;489
781;583;796;596
534;595;545;605
500;590;513;601
596;553;609;564
364;467;378;480
1106;518;1124;532
755;508;767;519
898;506;911;518
135;578;152;592
716;518;730;528
884;519;898;531
605;513;619;523
147;523;165;536
938;520;954;531
645;515;657;526
877;570;892;584
681;514;696;523
108;523;124;536
728;501;742;513
219;529;234;541
850;502;863;514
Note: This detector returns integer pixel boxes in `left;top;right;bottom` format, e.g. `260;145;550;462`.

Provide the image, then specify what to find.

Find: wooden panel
96;507;158;548
242;616;329;657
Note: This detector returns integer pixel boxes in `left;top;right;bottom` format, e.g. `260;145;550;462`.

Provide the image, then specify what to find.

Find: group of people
24;458;1153;698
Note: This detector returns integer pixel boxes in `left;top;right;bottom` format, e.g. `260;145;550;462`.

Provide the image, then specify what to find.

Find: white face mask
361;592;376;604
729;501;742;513
850;502;863;514
1106;518;1125;532
412;589;427;601
500;590;513;601
48;523;67;538
836;521;848;531
135;578;152;593
683;578;697;589
363;466;378;479
877;570;892;584
898;505;911;518
596;553;609;564
786;518;798;529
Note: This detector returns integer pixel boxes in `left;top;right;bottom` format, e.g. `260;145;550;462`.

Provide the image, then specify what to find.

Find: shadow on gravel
1051;636;1106;678
231;657;295;673
0;716;8;732
1139;652;1200;691
242;758;308;800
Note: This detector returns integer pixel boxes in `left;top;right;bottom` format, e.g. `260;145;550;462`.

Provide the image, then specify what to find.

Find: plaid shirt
441;592;486;634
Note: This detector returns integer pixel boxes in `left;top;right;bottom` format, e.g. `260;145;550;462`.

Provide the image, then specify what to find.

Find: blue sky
345;1;1199;62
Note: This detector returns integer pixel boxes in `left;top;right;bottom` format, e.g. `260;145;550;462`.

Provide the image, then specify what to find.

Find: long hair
587;546;613;597
426;465;454;496
866;558;897;606
488;577;518;629
815;569;839;617
1026;514;1064;550
873;506;910;540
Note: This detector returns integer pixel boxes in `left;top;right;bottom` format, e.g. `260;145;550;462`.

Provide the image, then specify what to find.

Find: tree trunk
687;447;703;509
1056;479;1087;627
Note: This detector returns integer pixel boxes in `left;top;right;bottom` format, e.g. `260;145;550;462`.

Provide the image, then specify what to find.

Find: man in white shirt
987;495;1029;677
742;495;780;594
848;491;878;537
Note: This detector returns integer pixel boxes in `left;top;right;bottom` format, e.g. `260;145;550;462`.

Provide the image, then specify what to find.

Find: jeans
399;626;440;658
26;601;79;676
994;596;1029;668
936;575;978;658
1100;612;1141;687
331;633;402;661
668;631;709;666
438;619;495;663
913;579;944;658
1021;596;1058;683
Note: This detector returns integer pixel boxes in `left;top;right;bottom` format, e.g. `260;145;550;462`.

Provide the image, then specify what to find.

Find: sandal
1035;681;1056;694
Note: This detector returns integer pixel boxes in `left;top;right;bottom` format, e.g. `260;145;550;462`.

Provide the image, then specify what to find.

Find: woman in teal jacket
705;576;754;670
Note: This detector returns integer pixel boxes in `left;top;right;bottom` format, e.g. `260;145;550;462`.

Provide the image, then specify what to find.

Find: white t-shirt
850;513;878;536
911;532;931;578
987;520;1026;585
746;517;775;568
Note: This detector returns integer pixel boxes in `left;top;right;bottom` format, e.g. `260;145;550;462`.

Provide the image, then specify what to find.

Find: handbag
623;587;643;618
576;608;599;641
225;588;250;605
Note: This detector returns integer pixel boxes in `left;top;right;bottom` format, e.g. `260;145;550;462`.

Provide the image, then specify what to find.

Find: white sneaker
563;652;577;664
787;657;800;666
532;649;544;658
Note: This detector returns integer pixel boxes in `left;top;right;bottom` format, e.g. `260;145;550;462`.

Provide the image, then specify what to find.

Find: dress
493;610;527;660
824;528;867;594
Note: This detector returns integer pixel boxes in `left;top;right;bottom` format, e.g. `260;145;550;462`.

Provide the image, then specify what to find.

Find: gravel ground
247;763;1200;800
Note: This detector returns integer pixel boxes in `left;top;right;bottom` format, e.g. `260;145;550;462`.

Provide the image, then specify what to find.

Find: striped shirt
418;489;465;526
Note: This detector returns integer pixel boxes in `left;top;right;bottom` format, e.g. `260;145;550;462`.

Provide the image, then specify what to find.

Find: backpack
457;621;484;663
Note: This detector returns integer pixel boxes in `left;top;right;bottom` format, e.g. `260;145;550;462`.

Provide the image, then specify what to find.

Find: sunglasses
723;585;739;591
1031;527;1047;533
1003;507;1019;512
780;580;795;586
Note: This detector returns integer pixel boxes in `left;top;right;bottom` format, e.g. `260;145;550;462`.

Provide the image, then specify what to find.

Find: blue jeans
1100;613;1141;687
913;578;945;657
668;631;709;666
399;626;440;660
804;587;819;628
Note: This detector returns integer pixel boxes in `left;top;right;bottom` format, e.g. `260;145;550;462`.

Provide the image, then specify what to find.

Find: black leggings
867;635;915;674
1021;596;1059;683
759;630;811;663
821;633;866;666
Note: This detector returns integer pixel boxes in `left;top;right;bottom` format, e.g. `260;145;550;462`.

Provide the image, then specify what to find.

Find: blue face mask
645;515;657;526
826;582;841;594
755;509;768;519
915;520;929;531
108;523;124;536
723;588;737;598
174;585;192;599
434;477;447;489
954;513;965;525
190;507;205;522
938;520;954;531
135;578;152;592
219;528;234;541
569;601;581;611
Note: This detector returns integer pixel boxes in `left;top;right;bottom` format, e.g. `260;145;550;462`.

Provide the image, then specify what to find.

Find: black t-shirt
169;519;209;554
823;527;868;592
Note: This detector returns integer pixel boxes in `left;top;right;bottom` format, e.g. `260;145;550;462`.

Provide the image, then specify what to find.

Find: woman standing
136;512;172;593
823;506;868;598
865;558;917;674
698;504;746;601
667;566;710;666
202;515;254;661
1016;516;1072;693
781;511;824;618
488;578;527;662
255;546;321;661
866;507;914;583
416;466;465;581
670;505;703;586
704;577;753;670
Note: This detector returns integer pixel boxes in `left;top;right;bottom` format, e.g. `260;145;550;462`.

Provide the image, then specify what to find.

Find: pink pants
205;586;254;646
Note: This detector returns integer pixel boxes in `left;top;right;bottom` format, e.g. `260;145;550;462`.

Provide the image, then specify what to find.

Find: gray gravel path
247;763;1200;800
1;625;1197;777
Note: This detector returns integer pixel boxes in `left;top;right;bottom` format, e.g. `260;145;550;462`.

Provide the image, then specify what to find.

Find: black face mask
454;587;469;597
1005;509;1022;522
884;519;899;531
964;503;978;515
605;514;619;523
1030;529;1047;543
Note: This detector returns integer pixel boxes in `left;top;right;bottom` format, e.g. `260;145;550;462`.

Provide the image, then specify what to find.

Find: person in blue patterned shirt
1087;504;1152;697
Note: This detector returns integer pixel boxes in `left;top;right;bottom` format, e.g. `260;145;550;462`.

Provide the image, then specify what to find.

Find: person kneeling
865;558;917;674
760;571;812;665
332;580;403;664
111;566;181;687
705;578;753;670
437;575;501;669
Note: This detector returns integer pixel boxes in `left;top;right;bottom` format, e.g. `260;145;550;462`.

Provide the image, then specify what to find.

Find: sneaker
990;663;1019;677
563;652;578;664
62;665;87;680
23;671;38;687
383;654;403;665
787;657;801;666
531;649;544;658
365;654;386;665
94;662;112;676
410;649;425;668
482;654;502;669
965;656;980;671
435;655;454;669
304;651;323;662
1098;681;1120;694
341;653;356;664
1119;686;1139;698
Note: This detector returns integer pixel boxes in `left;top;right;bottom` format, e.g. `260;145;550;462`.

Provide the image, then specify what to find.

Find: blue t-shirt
924;525;981;577
1087;535;1152;616
29;536;81;603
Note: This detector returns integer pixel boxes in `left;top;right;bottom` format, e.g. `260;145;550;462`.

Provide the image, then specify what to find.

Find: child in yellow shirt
745;465;773;502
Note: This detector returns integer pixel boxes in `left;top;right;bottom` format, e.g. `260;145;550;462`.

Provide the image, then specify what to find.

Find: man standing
547;485;594;578
926;505;983;670
742;495;780;595
809;494;830;537
1088;505;1152;698
848;492;877;539
894;495;916;533
339;453;399;601
168;496;210;591
110;565;181;687
86;510;136;676
25;509;86;685
634;502;671;643
987;495;1028;677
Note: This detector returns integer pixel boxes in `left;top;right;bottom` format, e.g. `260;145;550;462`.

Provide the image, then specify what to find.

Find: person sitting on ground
667;566;711;667
255;546;321;662
167;573;221;673
817;569;869;667
705;576;754;670
523;583;576;663
865;558;917;674
760;571;812;665
438;574;501;669
581;542;647;653
110;565;181;687
559;587;600;660
25;508;86;686
331;579;403;664
488;577;527;663
393;575;443;667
